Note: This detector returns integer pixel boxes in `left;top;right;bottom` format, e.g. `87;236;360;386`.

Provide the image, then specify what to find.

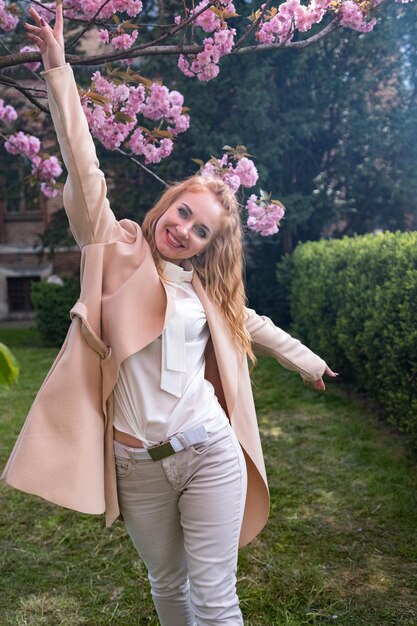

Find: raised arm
24;4;134;248
245;307;337;389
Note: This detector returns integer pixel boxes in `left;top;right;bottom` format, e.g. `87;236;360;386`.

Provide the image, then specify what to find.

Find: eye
195;226;208;239
178;206;188;218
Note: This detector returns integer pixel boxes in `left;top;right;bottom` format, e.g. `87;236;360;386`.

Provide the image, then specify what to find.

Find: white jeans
115;424;247;626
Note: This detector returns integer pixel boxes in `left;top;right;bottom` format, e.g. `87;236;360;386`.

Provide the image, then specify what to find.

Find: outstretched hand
304;366;338;392
24;1;65;71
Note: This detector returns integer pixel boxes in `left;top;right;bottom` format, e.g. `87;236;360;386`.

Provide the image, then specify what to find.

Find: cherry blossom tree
0;0;413;235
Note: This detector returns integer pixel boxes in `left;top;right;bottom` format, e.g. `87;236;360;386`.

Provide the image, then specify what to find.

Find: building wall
0;77;86;321
0;184;81;320
3;214;46;247
0;243;81;321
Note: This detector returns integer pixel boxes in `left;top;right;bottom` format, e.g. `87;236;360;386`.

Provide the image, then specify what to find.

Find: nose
176;224;190;239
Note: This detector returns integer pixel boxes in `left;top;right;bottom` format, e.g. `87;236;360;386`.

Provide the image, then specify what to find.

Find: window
7;276;40;313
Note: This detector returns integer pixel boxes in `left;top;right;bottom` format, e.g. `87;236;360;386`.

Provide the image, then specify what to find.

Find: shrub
31;278;80;346
0;343;19;386
280;231;417;440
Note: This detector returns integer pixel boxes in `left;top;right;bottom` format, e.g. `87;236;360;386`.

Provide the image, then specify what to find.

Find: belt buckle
148;439;176;461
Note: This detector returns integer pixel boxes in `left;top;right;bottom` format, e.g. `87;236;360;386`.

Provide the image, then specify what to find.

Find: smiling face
154;190;224;265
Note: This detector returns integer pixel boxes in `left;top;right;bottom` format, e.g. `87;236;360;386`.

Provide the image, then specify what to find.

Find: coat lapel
192;275;239;420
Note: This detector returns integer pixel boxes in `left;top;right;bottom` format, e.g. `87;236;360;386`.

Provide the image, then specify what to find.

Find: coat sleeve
245;307;326;382
41;64;136;249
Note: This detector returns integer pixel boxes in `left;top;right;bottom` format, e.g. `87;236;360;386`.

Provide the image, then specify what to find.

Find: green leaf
210;7;238;19
248;9;260;23
0;343;19;386
152;129;174;139
210;7;224;18
110;68;153;88
86;91;112;105
114;111;135;123
122;21;139;30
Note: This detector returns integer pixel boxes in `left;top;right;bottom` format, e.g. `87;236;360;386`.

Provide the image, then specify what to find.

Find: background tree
1;0;416;318
103;0;416;317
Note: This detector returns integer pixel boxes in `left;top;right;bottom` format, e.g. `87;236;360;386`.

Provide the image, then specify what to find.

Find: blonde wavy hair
142;175;256;365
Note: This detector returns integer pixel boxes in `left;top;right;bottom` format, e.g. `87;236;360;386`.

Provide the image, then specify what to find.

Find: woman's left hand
304;366;338;391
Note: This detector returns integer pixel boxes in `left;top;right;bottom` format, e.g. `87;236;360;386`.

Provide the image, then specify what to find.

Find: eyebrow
181;203;211;234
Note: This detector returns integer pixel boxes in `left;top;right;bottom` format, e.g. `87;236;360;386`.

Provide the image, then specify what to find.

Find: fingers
311;366;340;392
26;33;45;48
304;365;339;392
325;366;339;378
28;6;43;24
28;3;63;29
55;0;64;31
24;20;46;52
304;378;325;390
313;378;325;391
24;22;42;35
25;6;56;47
24;2;66;69
25;7;46;42
26;3;64;41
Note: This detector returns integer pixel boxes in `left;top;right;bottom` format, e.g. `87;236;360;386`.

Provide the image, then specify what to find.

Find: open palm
24;1;65;71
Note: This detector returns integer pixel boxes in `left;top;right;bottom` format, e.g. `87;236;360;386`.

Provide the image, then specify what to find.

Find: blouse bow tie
161;261;193;284
160;261;193;398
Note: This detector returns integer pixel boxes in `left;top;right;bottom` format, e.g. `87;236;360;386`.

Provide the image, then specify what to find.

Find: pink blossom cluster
177;1;237;81
255;0;380;42
339;0;377;32
20;45;41;71
4;131;41;157
65;0;143;20
246;193;285;236
256;0;332;45
129;130;173;164
4;131;62;198
193;0;237;31
0;0;19;31
82;71;189;164
82;73;141;150
98;26;139;50
198;147;284;236
200;152;259;192
0;99;18;123
32;155;63;198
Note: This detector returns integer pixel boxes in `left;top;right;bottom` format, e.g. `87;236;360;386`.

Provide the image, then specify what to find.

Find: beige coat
1;65;326;547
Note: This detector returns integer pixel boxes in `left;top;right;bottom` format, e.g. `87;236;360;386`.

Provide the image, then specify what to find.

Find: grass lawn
0;329;416;625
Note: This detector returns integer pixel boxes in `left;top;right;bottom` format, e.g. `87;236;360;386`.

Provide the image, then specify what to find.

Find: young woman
3;5;336;625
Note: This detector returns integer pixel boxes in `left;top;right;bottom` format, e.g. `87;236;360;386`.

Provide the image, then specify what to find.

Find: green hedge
31;278;80;346
280;231;417;440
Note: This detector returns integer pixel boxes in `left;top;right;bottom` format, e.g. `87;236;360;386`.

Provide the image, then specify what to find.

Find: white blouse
112;261;228;446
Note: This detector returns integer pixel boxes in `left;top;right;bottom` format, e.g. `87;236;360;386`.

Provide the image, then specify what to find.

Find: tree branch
234;0;273;50
0;17;341;70
65;0;114;50
0;38;12;54
132;0;216;51
232;18;341;54
115;147;168;187
0;73;49;113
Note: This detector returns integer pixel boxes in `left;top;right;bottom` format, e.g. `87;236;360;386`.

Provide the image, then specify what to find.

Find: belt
114;424;209;462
